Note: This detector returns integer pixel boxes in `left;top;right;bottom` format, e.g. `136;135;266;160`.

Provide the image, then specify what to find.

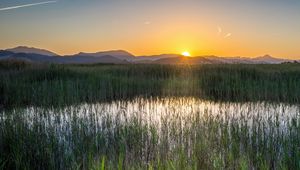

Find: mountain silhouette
0;47;298;64
0;50;14;57
153;56;218;64
6;46;58;56
136;54;181;61
252;55;289;64
76;50;135;61
65;55;130;64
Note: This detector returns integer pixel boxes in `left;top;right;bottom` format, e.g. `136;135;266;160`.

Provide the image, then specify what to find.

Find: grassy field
1;98;299;169
1;62;300;108
0;62;300;169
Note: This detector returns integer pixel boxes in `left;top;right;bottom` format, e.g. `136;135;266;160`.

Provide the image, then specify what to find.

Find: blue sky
0;0;299;58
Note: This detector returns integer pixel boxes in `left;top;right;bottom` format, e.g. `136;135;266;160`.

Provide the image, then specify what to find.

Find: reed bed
0;63;300;169
1;63;300;108
1;97;299;169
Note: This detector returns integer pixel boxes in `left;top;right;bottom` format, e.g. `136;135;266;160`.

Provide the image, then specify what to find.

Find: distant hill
199;55;291;64
135;54;180;61
76;50;135;61
6;53;66;63
252;55;289;64
198;56;255;64
0;50;14;58
151;55;295;64
6;46;58;56
64;55;130;64
0;53;129;64
153;56;218;64
0;47;298;64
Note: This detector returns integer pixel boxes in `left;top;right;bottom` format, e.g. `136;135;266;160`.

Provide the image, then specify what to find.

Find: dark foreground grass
0;62;300;108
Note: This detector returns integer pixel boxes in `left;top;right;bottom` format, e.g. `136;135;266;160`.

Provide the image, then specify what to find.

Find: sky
0;0;299;58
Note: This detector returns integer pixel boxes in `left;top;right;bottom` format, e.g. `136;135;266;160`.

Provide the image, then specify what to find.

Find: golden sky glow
0;1;300;59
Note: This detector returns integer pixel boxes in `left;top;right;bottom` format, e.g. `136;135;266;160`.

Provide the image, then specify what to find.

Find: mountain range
0;46;298;64
6;46;58;56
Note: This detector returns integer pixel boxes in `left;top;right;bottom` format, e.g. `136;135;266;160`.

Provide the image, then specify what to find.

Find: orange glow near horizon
0;1;300;59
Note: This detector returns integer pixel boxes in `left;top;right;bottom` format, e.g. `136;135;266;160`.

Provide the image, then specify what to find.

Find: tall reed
1;63;300;108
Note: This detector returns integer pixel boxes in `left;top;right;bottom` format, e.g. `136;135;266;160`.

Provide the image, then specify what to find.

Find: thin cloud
0;1;57;11
217;25;232;38
144;21;151;25
224;33;232;38
218;26;222;35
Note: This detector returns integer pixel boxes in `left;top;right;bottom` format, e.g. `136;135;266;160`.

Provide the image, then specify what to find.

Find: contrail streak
0;1;56;11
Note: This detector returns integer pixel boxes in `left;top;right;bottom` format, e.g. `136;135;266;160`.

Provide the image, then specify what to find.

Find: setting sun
182;51;191;57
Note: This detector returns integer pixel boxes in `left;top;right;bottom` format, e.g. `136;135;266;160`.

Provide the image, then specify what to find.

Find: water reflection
2;97;299;136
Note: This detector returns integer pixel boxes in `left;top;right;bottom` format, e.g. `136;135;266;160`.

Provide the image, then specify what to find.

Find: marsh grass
0;63;300;169
1;98;299;169
1;63;300;108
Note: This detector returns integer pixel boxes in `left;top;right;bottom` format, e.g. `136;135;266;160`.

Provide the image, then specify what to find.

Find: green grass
0;62;299;169
1;63;300;108
0;98;299;169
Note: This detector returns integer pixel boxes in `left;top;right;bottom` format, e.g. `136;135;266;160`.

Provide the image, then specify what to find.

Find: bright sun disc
182;51;191;57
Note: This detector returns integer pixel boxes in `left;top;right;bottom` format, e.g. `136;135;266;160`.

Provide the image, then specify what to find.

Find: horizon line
2;46;300;59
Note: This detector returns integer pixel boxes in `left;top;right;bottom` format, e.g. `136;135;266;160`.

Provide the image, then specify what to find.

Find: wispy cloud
144;21;151;25
217;26;232;39
0;1;57;11
224;33;232;38
217;26;222;35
